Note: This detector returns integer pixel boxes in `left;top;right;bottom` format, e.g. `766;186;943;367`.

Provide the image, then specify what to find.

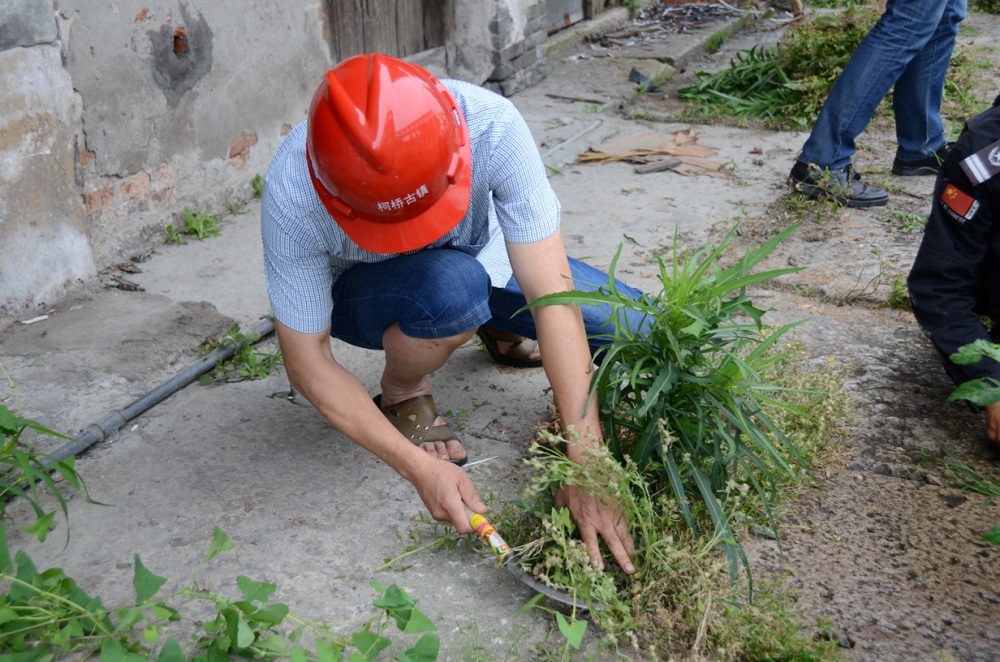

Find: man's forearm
277;323;435;483
532;302;604;459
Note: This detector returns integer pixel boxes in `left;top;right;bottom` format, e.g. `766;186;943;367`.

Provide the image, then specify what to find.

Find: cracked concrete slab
3;8;1000;659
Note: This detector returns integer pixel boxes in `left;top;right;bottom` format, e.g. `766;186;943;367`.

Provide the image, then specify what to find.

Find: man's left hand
985;402;1000;444
556;483;636;575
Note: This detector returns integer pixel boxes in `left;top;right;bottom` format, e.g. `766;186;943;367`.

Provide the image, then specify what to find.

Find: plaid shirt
261;80;561;334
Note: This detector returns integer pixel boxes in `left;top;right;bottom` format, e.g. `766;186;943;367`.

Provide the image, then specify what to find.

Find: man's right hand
409;459;486;535
985;402;1000;444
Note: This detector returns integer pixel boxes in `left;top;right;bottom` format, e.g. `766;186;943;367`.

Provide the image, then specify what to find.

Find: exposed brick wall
483;2;548;97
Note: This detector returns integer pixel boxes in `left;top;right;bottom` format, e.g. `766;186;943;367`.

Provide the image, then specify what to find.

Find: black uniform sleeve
908;105;1000;388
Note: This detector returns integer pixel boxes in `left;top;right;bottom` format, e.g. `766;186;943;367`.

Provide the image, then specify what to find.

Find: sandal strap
479;326;540;362
480;325;523;343
378;394;458;443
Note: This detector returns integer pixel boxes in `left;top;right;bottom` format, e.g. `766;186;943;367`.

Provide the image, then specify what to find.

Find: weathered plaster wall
0;20;95;318
1;0;562;322
58;0;333;268
446;1;497;84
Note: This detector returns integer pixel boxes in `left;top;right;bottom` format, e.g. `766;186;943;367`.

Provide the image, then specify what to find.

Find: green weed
525;225;812;574
398;337;851;657
377;512;464;572
946;340;1000;408
630;108;653;121
877;208;927;234
972;0;1000;12
181;209;221;240
583;104;604;114
225;198;248;216
681;6;993;132
939;341;1000;546
0;523;441;660
442;408;469;432
252;174;264;199
197;324;282;384
679;6;879;129
911;440;1000;548
941;43;995;137
165;224;188;246
837;247;893;303
888;276;910;310
0;406;96;544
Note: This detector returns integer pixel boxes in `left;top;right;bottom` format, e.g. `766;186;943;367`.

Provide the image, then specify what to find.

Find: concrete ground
3;7;1000;661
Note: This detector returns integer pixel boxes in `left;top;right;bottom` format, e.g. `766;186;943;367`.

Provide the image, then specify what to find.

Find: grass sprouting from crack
911;446;1000;499
877;208;927;234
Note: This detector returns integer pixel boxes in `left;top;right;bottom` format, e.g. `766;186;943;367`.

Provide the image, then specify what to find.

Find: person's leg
330;249;493;462
486;257;650;356
893;0;966;164
798;0;949;170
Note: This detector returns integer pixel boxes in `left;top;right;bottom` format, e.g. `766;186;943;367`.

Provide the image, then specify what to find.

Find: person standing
789;0;967;207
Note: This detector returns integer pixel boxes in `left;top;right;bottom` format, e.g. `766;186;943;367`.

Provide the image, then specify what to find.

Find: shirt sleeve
261;178;338;335
487;105;561;244
908;124;1000;388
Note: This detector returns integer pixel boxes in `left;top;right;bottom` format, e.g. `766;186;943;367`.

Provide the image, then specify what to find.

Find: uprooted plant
492;433;843;659
0;524;441;661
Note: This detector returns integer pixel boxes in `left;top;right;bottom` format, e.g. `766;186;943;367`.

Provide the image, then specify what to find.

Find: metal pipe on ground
46;318;276;464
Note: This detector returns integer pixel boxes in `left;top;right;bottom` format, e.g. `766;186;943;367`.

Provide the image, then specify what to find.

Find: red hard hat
306;53;472;254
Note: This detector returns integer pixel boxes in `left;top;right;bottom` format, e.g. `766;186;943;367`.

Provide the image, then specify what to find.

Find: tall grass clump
494;225;852;657
678;5;879;129
525;225;815;576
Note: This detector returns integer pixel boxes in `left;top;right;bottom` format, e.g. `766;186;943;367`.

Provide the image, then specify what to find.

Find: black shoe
891;143;952;176
788;161;889;208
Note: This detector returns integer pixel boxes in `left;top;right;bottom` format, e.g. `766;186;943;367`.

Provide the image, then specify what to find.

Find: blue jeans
329;249;647;355
798;0;966;170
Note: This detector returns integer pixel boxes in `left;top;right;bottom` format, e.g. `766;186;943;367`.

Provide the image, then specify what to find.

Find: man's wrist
563;424;603;463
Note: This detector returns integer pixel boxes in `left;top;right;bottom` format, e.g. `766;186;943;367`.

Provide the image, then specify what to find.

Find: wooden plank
634;158;682;174
395;0;425;56
422;0;449;49
365;0;399;55
327;0;366;61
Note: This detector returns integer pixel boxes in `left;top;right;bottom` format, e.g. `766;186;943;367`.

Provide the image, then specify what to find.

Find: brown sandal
373;393;468;467
476;326;542;368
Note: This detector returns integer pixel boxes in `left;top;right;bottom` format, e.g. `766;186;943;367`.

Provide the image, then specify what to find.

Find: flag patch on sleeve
939;182;980;224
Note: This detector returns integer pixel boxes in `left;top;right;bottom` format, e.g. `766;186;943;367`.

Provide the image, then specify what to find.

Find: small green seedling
225;198;248;216
165;224;188;245
198;324;282;384
252;173;264;198
182;209;221;240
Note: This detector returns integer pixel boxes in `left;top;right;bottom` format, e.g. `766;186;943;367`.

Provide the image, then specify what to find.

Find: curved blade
504;553;600;611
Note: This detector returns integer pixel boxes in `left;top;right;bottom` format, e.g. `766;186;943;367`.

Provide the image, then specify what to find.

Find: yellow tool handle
464;505;512;560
